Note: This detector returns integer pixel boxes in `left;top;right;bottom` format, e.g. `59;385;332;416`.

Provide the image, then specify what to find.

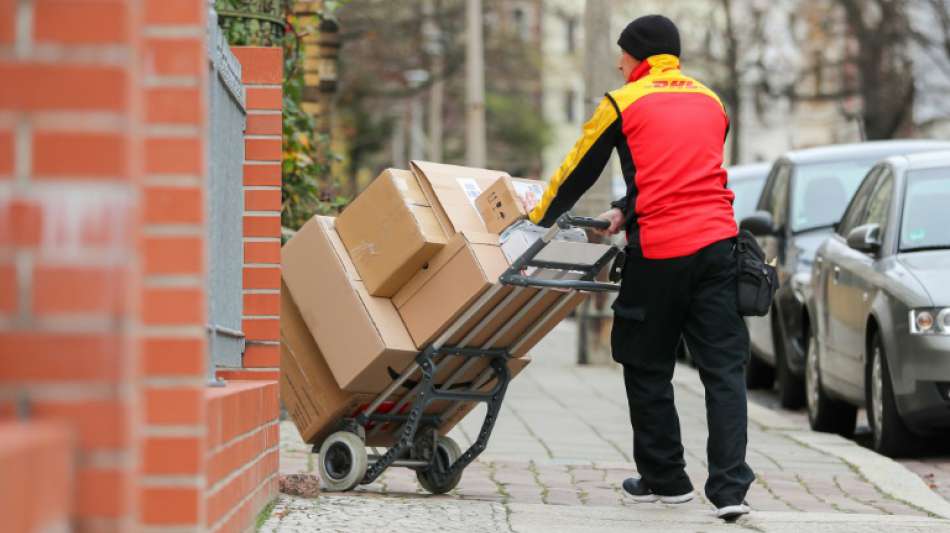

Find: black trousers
611;238;754;507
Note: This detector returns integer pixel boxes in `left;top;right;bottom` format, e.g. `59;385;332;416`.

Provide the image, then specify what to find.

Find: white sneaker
716;502;750;521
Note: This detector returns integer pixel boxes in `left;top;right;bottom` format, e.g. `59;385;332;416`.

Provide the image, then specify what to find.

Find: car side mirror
846;223;882;254
740;210;776;237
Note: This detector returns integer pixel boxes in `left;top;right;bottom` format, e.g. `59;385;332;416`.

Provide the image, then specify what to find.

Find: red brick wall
0;3;280;532
220;46;283;382
0;0;144;529
0;422;74;533
139;0;209;529
205;382;280;532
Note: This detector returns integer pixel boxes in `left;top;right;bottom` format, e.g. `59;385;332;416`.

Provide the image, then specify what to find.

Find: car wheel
805;331;856;436
866;332;916;457
746;352;775;389
774;314;805;409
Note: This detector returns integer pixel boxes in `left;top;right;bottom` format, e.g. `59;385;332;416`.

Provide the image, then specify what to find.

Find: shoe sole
716;505;750;521
627;493;694;504
659;493;694;504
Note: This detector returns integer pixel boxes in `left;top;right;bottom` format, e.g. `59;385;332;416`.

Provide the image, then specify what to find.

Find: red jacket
529;54;737;259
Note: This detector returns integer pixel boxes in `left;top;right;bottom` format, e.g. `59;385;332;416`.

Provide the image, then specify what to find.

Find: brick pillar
0;0;146;529
0;0;211;531
139;0;210;530
0;422;74;533
220;46;283;382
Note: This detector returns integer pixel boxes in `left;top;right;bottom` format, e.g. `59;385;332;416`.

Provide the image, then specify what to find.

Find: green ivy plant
281;34;348;232
215;0;348;236
216;0;284;46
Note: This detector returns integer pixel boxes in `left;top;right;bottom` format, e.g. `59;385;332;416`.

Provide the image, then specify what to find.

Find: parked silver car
741;140;950;409
806;151;950;457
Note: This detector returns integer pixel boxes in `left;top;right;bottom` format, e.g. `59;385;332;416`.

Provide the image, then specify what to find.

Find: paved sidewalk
750;384;950;506
266;320;950;532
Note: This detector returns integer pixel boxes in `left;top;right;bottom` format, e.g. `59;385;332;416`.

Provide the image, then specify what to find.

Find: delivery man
528;15;754;521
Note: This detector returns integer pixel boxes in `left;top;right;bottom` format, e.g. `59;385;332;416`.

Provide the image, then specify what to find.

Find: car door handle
832;265;840;284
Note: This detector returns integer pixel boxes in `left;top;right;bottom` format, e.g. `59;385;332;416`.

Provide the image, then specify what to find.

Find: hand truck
315;213;622;494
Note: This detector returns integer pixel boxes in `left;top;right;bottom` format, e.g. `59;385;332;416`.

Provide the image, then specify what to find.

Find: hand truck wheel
318;430;368;492
416;435;463;495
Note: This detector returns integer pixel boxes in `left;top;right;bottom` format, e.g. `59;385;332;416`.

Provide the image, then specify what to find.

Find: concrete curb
787;430;950;520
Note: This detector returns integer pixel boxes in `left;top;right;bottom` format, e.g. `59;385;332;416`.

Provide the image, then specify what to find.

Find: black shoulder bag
735;230;779;317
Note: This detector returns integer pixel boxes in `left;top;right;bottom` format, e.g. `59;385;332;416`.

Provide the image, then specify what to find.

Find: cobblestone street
265;320;950;531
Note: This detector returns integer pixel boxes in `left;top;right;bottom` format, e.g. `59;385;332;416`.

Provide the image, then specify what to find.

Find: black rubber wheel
416;436;463;495
746;352;775;390
318;431;368;492
867;333;916;457
805;331;856;436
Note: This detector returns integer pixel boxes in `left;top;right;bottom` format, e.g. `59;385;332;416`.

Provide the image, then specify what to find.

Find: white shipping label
512;181;544;211
456;178;483;207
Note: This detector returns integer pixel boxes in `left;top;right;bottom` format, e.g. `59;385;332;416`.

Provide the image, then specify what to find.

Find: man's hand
595;208;625;237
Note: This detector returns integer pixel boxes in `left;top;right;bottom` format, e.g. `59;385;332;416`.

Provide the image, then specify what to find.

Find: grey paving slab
272;319;950;531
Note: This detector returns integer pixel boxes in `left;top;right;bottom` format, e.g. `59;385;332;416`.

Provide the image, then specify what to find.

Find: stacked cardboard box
280;162;589;447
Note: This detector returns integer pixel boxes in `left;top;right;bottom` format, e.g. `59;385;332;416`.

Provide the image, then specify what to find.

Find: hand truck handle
499;273;620;292
557;213;610;231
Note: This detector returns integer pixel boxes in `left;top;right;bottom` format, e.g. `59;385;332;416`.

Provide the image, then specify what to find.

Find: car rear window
791;159;877;232
729;177;766;222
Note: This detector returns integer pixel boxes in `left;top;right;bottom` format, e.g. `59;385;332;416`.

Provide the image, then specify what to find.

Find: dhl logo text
652;80;696;88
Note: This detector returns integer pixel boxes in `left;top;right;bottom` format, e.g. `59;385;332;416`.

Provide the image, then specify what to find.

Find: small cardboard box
280;280;367;445
409;160;544;237
393;230;509;347
475;176;545;234
281;215;418;393
410;160;508;235
336;169;448;297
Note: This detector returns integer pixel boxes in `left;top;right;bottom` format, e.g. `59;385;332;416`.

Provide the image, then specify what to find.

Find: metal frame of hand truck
316;213;621;494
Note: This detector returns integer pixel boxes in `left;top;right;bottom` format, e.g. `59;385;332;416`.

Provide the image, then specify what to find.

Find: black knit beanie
617;15;681;60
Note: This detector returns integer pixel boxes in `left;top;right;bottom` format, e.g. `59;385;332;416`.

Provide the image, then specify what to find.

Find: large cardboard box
281;215;418;393
336;169;448;297
282;277;523;447
475;176;545;234
280;281;367;445
393;230;509;347
409;160;544;236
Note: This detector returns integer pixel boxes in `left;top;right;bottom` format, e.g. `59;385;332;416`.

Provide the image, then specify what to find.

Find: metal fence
206;6;247;384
